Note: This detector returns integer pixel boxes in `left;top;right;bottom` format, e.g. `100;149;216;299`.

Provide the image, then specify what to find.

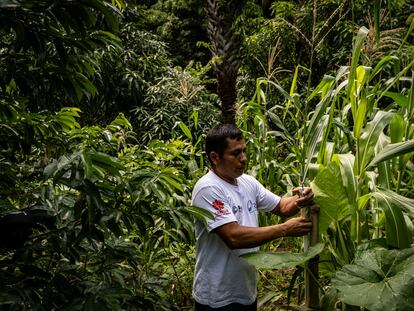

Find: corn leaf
371;191;411;249
368;140;414;168
359;110;394;172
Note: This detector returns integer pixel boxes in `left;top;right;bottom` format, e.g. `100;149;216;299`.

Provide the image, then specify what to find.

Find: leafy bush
0;112;205;310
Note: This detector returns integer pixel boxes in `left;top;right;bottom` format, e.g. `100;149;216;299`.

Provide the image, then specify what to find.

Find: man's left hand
292;187;314;207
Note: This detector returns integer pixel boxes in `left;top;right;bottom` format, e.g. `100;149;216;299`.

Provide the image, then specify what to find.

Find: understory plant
0;110;206;310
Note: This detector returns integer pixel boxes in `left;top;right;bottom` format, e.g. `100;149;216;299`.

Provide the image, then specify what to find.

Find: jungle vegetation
1;0;414;310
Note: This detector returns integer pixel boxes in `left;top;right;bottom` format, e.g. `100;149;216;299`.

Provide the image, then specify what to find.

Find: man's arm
213;217;312;249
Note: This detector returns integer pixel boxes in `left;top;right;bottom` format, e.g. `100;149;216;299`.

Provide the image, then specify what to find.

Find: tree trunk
206;0;244;124
217;72;237;124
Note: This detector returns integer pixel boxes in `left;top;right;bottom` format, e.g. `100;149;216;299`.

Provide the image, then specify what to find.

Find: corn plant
241;26;414;310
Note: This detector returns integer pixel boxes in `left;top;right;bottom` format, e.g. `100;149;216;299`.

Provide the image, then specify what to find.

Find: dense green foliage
1;0;414;310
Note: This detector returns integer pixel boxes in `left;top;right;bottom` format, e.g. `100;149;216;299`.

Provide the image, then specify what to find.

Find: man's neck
211;168;237;186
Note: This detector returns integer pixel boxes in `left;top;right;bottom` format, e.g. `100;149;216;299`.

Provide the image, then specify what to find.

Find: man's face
212;138;247;184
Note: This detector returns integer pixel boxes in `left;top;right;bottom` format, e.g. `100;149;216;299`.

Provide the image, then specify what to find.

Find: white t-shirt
191;171;281;308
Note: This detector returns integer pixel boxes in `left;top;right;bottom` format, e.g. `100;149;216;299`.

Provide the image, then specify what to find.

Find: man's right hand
281;216;312;237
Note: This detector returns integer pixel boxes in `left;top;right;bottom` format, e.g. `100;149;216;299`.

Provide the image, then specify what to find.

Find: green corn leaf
367;140;414;168
389;114;405;144
304;115;329;180
375;133;392;189
383;92;409;108
347;26;369;119
376;59;414;106
375;189;414;218
359;110;394;172
332;154;357;205
305;91;332;148
332;247;414;311
353;96;367;139
357;194;370;212
369;56;398;81
401;13;414;46
306;75;335;103
242;243;324;270
371;191;411;249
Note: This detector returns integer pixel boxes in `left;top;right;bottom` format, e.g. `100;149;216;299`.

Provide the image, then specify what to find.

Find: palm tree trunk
206;0;244;124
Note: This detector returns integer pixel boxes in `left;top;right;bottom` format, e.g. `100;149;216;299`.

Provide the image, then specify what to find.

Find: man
192;124;316;311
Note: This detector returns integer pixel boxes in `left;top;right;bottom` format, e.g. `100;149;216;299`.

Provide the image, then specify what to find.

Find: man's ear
210;151;220;166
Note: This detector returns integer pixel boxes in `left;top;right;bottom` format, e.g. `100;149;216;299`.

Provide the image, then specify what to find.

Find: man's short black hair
205;124;243;165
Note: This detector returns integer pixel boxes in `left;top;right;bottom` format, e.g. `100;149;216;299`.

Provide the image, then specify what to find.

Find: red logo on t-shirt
212;200;224;209
212;200;230;217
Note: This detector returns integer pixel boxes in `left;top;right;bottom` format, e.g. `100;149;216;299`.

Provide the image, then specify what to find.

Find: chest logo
247;200;257;213
232;204;242;214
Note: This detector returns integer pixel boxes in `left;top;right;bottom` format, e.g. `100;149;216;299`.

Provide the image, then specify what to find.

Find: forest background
1;0;414;310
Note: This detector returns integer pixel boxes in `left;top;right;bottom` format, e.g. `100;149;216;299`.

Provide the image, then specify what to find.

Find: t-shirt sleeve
254;178;281;212
192;185;238;232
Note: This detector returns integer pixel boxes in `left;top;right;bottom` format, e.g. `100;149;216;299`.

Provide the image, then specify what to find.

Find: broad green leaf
367;140;414;168
90;151;123;170
332;247;414;311
81;152;93;180
371;191;411;249
311;161;349;235
243;243;324;270
68;77;84;102
43;159;58;179
75;72;97;98
85;0;119;32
